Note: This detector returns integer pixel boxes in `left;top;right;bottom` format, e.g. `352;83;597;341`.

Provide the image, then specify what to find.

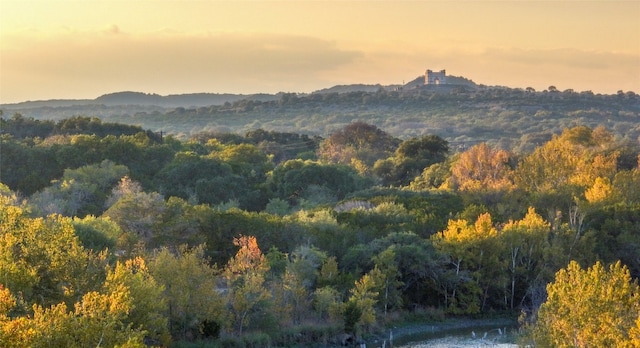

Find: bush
242;332;271;348
272;324;342;346
403;306;446;323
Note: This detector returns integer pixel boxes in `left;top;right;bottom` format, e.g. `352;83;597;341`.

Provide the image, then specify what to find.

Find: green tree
103;189;165;243
370;246;403;317
269;159;371;206
313;286;343;323
288;245;328;289
72;215;127;252
374;135;449;186
317;256;340;288
155;151;242;206
212;143;273;182
149;245;224;340
318;122;400;171
408;162;451;190
613;168;640;204
347;271;379;335
30;160;129;217
0;137;62;195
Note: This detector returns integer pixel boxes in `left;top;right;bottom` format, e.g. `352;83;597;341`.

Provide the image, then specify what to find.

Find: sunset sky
1;1;639;103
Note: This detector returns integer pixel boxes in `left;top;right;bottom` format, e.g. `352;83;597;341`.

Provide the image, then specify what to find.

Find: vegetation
1;85;640;346
525;261;640;347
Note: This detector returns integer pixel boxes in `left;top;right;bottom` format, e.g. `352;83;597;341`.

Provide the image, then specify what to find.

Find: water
380;324;518;348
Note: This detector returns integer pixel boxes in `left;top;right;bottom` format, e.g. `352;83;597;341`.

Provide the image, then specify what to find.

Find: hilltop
2;91;279;109
0;70;480;110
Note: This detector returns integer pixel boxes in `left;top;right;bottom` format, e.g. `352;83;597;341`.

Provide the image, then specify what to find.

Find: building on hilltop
425;69;447;85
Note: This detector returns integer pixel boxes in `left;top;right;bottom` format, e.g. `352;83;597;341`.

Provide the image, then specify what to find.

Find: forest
1;97;640;346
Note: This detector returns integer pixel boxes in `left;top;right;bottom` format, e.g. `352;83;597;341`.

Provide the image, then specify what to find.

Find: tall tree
370;246;403;317
500;207;551;310
431;213;504;313
224;236;271;335
149;245;224;340
347;271;379;335
103;257;169;344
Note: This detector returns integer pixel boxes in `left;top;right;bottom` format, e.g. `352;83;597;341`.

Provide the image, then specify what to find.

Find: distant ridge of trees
1;77;638;151
94;91;279;107
312;84;390;94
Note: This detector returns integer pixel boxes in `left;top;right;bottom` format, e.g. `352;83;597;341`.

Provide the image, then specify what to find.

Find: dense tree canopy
1;118;640;346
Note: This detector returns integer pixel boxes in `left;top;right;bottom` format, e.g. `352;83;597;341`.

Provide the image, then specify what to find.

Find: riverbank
368;317;518;347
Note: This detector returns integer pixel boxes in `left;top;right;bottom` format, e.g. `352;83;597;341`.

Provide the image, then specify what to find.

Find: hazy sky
1;1;639;103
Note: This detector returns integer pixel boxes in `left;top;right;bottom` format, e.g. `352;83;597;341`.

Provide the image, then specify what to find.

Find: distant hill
312;84;395;94
94;92;165;105
1;99;96;109
1;91;279;110
1;71;479;110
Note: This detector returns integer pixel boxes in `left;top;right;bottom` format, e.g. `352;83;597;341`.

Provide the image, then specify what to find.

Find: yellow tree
450;143;518;219
0;197;100;307
0;285;15;318
631;315;640;347
104;256;169;344
514;126;618;226
275;269;308;325
431;213;503;313
500;207;551;310
278;246;328;325
532;261;640;347
584;177;616;204
0;284;146;348
0;285;26;347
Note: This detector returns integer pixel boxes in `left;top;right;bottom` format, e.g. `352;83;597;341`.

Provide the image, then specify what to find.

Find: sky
1;1;639;103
